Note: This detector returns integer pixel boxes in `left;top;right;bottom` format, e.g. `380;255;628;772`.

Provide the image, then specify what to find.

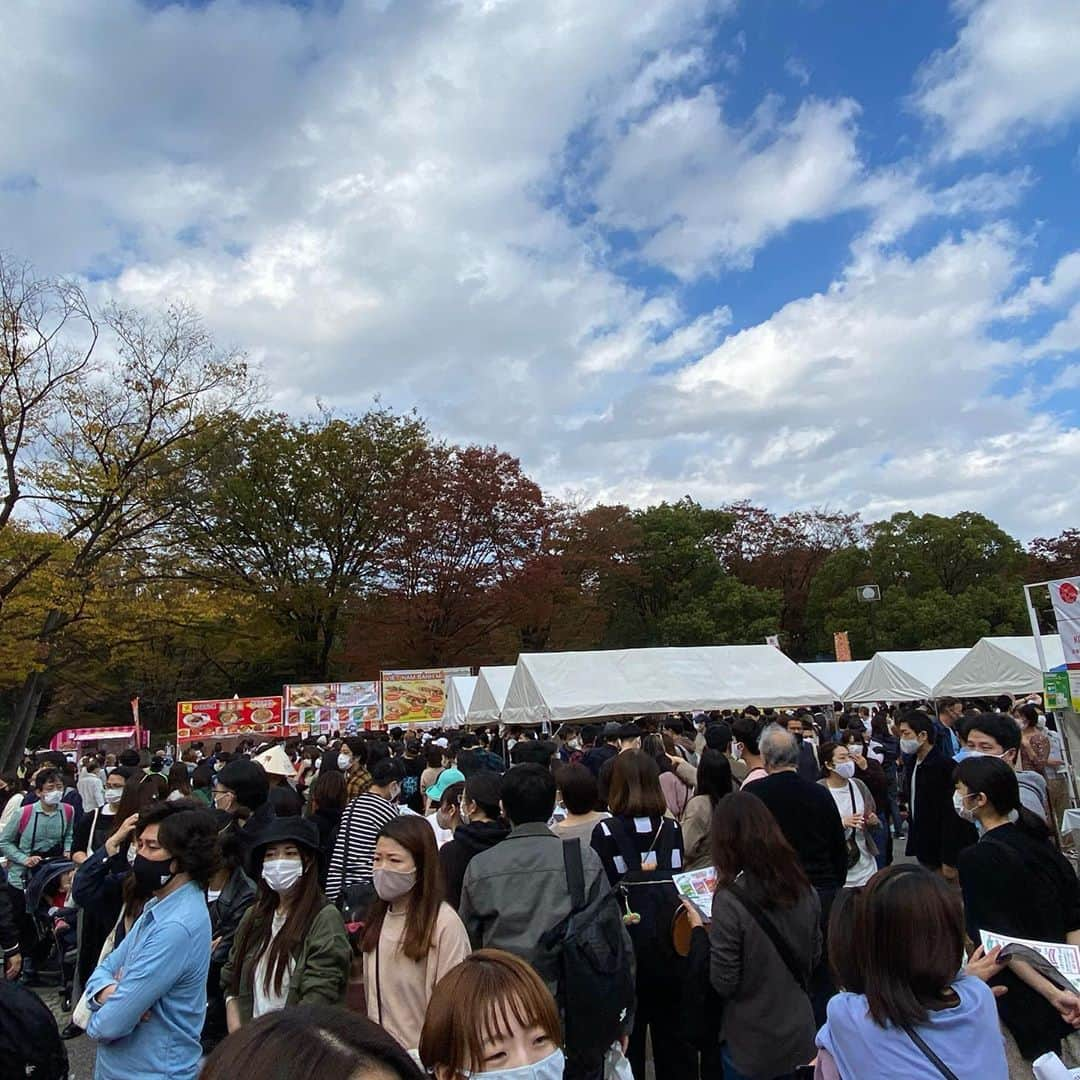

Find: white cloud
1027;303;1080;359
0;0;1077;540
589;90;863;278
1003;251;1080;318
915;0;1080;157
565;226;1080;531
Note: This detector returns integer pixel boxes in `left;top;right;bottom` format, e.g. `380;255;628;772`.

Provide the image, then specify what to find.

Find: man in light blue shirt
85;800;216;1080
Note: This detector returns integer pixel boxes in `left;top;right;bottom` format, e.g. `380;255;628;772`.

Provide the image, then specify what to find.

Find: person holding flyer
955;756;1080;1070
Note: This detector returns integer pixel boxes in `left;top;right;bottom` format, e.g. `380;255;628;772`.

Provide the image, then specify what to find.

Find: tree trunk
0;607;63;770
0;669;44;772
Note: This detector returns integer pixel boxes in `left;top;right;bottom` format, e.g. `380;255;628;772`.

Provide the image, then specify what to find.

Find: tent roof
841;649;970;703
441;676;478;729
800;660;869;699
500;645;835;726
465;665;516;725
934;636;1066;698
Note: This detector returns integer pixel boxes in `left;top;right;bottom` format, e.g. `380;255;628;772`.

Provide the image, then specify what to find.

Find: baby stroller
24;857;78;998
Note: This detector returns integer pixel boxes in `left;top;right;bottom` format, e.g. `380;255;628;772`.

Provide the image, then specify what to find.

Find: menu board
176;696;284;742
284;682;381;735
381;668;470;726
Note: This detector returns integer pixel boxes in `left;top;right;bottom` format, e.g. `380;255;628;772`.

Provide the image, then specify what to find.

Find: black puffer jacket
439;819;511;909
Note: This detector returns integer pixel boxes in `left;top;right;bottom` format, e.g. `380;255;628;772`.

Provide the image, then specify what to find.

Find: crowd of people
0;693;1077;1079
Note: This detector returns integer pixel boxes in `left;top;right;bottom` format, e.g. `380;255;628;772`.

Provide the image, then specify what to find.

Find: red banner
176;696;284;743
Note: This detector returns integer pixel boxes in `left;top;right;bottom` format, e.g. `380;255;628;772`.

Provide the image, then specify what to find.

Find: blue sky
2;0;1079;537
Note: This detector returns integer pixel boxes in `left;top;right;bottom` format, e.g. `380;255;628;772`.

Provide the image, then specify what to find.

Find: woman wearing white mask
419;949;564;1080
819;741;879;888
222;816;351;1028
362;815;470;1051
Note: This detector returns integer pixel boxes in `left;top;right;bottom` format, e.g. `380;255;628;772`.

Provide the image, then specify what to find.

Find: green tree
804;511;1028;658
175;408;428;680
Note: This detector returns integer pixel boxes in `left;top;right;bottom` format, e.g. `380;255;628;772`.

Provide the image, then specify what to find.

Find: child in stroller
24;857;78;1005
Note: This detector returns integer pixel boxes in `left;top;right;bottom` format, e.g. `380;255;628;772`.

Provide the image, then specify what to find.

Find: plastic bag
604;1044;634;1080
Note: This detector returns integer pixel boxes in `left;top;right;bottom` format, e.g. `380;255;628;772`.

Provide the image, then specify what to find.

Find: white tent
464;665;516;726
500;645;835;726
441;675;478;729
934;636;1067;699
800;660;869;700
841;649;970;703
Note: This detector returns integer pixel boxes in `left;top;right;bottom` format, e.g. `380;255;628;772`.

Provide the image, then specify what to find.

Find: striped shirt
325;791;399;904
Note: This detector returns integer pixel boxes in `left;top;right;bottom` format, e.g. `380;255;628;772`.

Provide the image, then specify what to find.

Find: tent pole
1024;584;1049;674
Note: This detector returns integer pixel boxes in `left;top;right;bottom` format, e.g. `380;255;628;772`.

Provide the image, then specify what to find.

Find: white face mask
262;857;304;894
953;791;980;822
899;737;921;755
471;1048;565;1080
338;754;352;771
832;760;856;780
104;788;123;805
42;790;63;806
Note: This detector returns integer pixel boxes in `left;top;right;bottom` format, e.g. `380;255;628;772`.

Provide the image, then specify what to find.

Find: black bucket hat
247;814;320;875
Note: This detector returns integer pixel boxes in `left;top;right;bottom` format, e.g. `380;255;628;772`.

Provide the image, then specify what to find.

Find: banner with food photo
176;696;284;743
284;682;382;735
380;668;470;726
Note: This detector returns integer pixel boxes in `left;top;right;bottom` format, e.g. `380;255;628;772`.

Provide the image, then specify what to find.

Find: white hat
433;737;449;749
254;744;295;778
316;735;328;746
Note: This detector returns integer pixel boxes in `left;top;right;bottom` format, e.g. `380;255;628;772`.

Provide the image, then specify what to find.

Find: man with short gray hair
750;722;848;1027
759;723;801;773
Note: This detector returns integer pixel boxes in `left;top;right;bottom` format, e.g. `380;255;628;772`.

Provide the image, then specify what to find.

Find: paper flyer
980;929;1080;992
673;866;717;920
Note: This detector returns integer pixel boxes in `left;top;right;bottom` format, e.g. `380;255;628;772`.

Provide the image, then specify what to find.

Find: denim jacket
85;880;211;1080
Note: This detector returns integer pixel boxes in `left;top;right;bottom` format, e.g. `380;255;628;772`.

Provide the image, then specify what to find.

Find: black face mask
131;853;177;898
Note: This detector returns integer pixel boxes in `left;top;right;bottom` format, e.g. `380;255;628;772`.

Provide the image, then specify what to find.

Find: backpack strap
561;838;587;913
16;804;34;839
728;881;808;993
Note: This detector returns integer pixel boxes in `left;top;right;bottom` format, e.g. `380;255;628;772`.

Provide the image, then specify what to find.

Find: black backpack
536;839;636;1064
0;979;69;1079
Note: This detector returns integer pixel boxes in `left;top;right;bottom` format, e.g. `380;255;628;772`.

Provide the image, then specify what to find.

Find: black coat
440;819;511;909
960;823;1080;1058
750;771;848;890
905;747;956;869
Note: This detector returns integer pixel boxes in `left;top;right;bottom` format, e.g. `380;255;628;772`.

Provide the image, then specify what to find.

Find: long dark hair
711;792;809;909
836;865;964;1027
110;770;142;835
361;815;443;962
693;749;732;806
608;750;668;817
231;845;325;996
166;762;191;797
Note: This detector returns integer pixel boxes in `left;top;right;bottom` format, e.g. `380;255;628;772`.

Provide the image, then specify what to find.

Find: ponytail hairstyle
954;756;1049;842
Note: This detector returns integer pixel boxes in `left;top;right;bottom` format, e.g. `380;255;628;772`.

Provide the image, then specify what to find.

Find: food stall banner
176;696;284;743
284;682;381;735
380;668;470;726
50;726;150;751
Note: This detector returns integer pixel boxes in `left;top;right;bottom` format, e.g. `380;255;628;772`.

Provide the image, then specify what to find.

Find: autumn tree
0;286;253;769
1029;530;1080;580
356;444;558;668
